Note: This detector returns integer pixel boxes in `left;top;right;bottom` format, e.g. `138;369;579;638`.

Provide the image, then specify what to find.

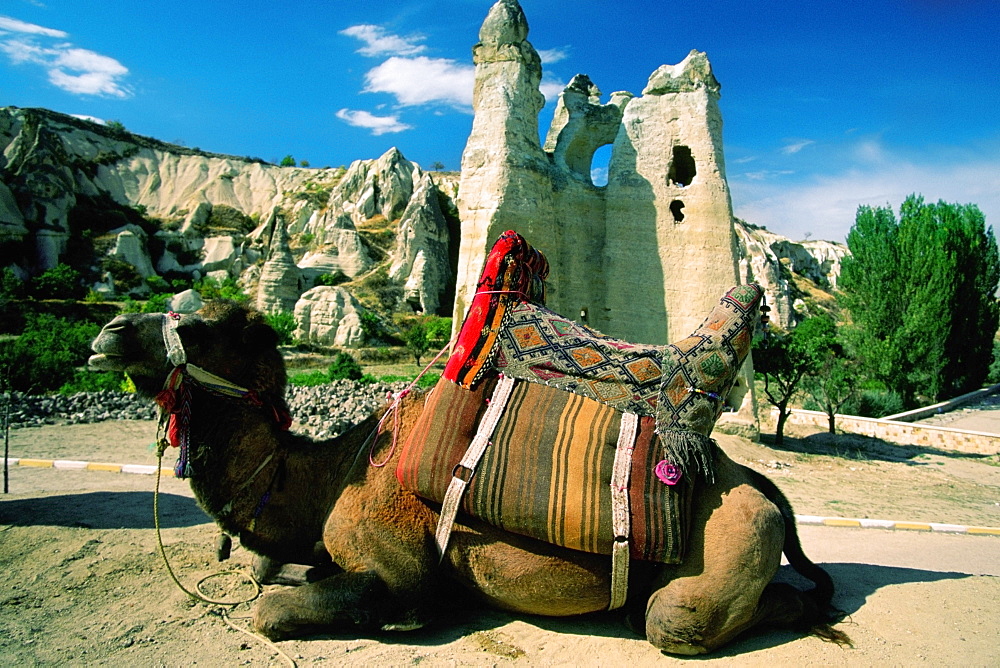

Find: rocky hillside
1;105;842;341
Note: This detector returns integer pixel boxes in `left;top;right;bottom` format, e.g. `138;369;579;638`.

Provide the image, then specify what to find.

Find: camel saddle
396;231;763;576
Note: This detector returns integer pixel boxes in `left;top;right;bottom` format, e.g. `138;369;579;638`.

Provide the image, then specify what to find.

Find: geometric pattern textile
495;284;764;481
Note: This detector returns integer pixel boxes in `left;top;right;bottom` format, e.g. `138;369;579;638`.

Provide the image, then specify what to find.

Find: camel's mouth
87;352;125;371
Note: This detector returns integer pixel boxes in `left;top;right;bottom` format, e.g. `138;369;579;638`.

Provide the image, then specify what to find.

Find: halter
155;312;292;479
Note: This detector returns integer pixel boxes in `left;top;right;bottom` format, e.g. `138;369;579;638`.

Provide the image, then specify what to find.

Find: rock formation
388;171;454;314
0;107;460;323
255;211;303;315
293;286;367;347
456;0;738;346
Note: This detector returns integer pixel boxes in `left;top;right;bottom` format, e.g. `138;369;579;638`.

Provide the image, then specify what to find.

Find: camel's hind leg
643;460;790;655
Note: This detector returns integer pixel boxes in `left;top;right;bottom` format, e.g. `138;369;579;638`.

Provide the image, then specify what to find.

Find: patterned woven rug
496;284;763;481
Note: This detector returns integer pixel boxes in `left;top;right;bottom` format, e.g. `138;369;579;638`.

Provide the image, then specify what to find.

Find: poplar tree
840;195;1000;405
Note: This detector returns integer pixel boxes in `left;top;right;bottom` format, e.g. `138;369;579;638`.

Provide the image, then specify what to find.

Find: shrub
29;264;87;300
194;276;249;303
0;314;102;392
315;271;348;287
328;352;363;381
59;367;125;394
844;390;905;418
101;257;143;293
205;204;255;233
141;293;172;313
265;311;297;345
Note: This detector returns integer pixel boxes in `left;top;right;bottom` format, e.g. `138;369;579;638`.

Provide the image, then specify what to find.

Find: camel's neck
178;388;371;565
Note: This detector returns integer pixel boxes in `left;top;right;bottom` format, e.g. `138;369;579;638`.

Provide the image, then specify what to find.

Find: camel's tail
745;466;852;646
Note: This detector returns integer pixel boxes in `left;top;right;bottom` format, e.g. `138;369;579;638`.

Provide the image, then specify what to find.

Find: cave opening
668;145;696;187
670;199;685;222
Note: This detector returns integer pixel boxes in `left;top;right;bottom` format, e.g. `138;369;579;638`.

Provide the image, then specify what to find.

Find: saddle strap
435;374;517;561
610;412;639;610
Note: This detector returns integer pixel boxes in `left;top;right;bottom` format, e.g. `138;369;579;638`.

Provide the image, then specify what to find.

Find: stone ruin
455;0;740;347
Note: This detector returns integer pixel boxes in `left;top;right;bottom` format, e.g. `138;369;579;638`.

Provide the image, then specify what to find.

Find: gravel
2;379;411;440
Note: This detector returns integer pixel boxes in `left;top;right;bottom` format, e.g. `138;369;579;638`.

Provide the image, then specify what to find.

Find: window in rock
590;143;612;186
668;145;696;187
670;199;685;223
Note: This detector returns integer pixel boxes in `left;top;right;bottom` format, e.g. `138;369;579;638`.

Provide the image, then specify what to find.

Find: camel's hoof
252;597;301;641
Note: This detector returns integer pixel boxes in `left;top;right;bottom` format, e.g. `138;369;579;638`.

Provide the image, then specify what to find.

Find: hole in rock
670;200;685;222
668;145;696;187
590;144;612;186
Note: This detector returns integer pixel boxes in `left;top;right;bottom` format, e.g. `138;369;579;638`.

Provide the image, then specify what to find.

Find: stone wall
775;408;1000;456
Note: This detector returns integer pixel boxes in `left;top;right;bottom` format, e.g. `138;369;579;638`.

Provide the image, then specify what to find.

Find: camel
89;300;847;655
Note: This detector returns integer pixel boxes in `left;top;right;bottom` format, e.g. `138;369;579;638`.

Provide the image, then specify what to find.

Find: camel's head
89;301;286;400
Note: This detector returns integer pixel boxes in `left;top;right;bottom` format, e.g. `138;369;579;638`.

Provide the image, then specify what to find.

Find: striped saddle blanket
396;374;692;563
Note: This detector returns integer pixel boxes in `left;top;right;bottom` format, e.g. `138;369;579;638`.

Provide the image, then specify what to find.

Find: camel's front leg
250;554;342;586
252;570;429;640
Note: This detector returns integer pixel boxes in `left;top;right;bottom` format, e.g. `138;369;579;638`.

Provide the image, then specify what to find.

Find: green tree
280;155;296;167
840;195;1000;405
0;268;25;300
800;317;858;433
405;321;430;366
425;316;453;346
754;316;840;446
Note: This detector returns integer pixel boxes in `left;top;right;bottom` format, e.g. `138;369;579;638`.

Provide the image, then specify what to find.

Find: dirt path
1;421;998;666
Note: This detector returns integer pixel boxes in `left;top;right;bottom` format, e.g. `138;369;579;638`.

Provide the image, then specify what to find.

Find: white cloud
539;76;567;103
537;47;569;64
0;15;67;38
0;16;130;97
336;108;413;135
340;24;425;57
732;150;1000;243
781;139;815;155
362;56;474;108
48;47;129;96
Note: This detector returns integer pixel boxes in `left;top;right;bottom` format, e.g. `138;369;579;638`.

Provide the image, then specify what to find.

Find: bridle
155;312;291;480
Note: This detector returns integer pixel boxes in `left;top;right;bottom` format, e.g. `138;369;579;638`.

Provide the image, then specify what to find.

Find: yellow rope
154;447;260;606
154;448;297;667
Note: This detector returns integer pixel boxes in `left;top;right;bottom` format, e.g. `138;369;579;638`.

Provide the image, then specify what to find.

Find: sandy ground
1;419;998;666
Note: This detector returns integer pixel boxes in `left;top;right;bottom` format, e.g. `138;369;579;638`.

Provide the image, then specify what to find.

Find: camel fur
89;301;847;655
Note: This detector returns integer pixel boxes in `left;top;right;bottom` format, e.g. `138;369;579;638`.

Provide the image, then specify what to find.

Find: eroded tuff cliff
1;86;843;347
0;106;459;333
456;0;740;346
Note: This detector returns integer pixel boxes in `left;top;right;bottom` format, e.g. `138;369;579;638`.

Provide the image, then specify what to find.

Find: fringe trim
657;429;718;484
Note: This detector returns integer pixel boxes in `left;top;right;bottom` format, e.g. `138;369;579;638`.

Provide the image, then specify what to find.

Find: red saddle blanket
397;376;691;563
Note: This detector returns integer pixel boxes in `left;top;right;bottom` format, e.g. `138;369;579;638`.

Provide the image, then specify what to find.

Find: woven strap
162;313;187;366
609;412;638;610
434;375;517;561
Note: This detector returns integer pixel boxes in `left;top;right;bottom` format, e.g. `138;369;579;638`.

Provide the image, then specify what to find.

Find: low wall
774;409;1000;456
882;383;1000;423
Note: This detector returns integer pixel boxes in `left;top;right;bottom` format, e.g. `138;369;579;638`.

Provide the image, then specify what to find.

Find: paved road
917;393;1000;433
795;524;998;576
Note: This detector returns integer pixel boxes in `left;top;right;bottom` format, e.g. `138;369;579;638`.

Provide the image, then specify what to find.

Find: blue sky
2;0;998;243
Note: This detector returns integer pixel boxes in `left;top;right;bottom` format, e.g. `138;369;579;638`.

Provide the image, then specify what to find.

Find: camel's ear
243;321;279;350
